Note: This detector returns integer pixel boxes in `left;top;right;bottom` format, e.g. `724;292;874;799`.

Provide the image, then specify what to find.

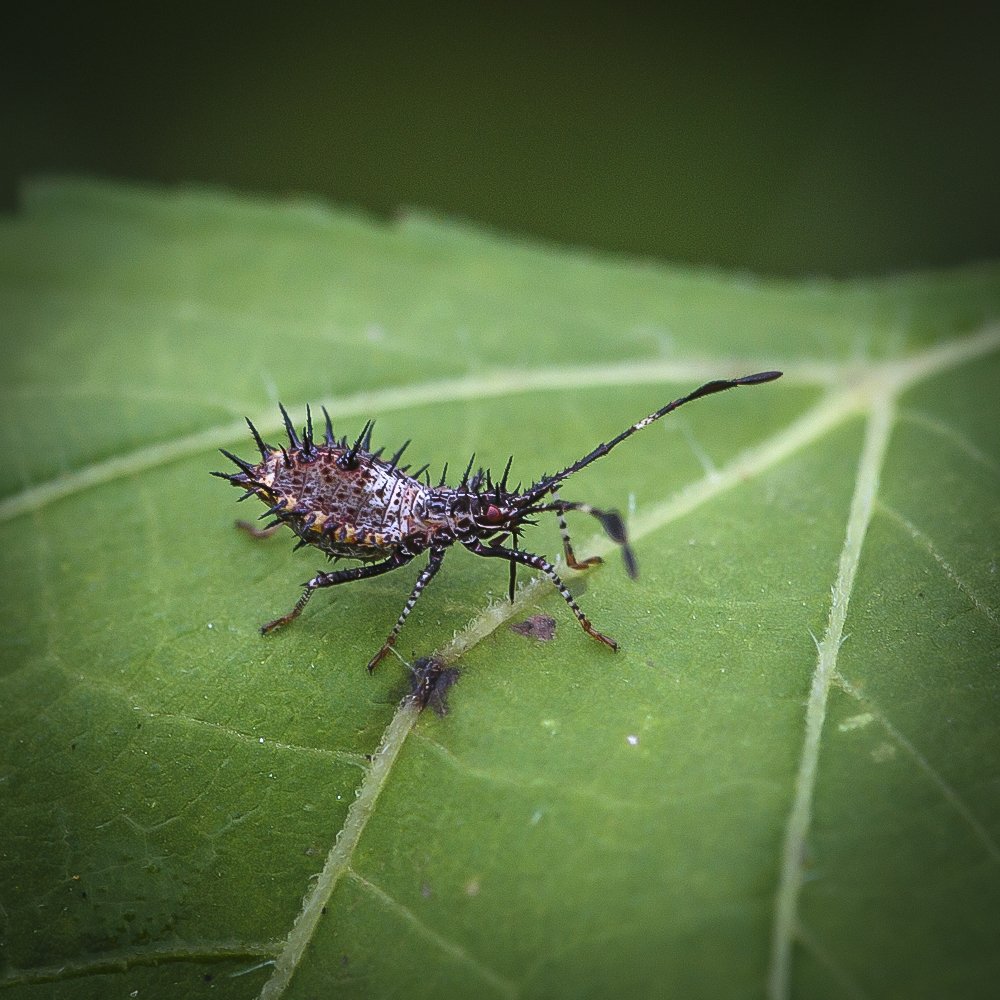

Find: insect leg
557;508;602;570
235;519;282;540
367;547;447;673
550;491;602;571
538;499;638;579
260;552;414;635
464;540;618;652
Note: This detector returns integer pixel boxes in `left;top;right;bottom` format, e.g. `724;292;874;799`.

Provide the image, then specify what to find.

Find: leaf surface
1;180;998;999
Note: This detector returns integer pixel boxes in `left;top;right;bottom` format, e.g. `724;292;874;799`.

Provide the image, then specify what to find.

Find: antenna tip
739;370;783;385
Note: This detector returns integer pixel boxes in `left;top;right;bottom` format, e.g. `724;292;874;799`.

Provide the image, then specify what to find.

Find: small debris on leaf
407;656;461;715
510;614;557;642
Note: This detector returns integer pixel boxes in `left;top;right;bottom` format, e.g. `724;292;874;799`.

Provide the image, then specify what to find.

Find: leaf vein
834;671;1000;862
0;941;281;987
767;394;894;1000
0;357;834;523
257;701;421;998
795;920;870;1000
898;409;1000;477
135;708;370;767
347;869;519;999
877;501;998;627
412;731;781;812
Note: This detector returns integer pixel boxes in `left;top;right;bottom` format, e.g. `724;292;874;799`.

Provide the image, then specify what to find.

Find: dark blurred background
3;3;998;276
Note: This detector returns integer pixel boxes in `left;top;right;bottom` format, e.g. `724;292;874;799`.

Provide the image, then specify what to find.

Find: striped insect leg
260;552;414;636
367;547;447;673
551;491;603;571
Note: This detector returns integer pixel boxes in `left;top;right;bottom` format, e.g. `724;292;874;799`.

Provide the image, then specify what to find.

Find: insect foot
213;372;781;671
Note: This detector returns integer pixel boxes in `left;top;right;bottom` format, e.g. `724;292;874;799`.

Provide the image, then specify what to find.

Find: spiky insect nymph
213;371;782;671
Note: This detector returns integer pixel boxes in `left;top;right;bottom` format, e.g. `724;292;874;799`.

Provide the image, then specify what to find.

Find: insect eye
481;504;504;525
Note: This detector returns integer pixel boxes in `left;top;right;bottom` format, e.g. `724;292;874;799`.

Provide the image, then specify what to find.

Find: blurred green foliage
2;4;998;275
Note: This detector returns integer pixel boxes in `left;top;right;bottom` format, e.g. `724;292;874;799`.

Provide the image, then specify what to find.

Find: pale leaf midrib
766;394;894;1000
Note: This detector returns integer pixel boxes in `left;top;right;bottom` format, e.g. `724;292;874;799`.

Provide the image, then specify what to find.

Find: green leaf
1;179;998;999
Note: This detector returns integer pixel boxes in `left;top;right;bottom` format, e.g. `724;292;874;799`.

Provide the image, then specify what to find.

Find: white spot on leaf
838;712;875;732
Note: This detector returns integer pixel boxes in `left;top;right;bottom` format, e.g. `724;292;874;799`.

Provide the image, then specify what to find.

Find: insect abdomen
267;448;436;558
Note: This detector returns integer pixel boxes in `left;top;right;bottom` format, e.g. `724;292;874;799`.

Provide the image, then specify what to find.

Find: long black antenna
518;371;782;505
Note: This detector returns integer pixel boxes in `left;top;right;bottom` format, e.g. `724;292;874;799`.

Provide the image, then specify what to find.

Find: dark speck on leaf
511;614;557;642
408;657;460;715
